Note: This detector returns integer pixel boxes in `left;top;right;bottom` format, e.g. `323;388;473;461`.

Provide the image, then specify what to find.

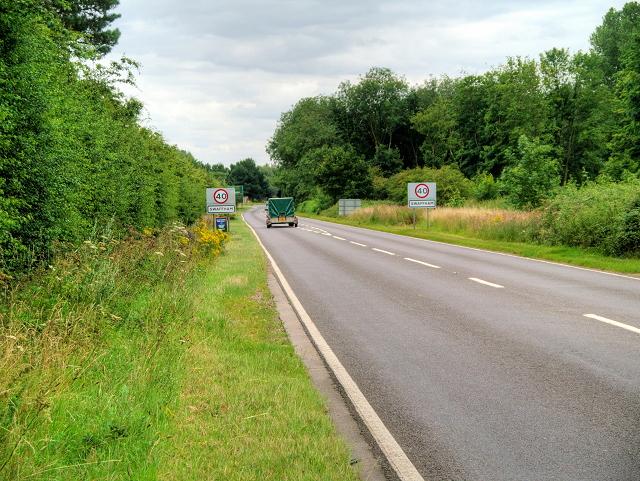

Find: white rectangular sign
409;200;436;208
206;187;236;213
207;205;236;213
407;182;436;208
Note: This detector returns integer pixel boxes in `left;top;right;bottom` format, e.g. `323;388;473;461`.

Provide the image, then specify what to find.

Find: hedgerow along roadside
0;212;359;480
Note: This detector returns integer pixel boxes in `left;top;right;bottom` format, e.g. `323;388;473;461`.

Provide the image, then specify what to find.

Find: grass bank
0;214;359;480
301;204;640;276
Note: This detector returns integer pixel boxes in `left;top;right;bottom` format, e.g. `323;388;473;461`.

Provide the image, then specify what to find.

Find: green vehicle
266;197;298;228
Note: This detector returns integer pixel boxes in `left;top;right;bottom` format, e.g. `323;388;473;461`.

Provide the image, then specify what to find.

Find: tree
605;31;640;178
411;98;462;168
309;146;373;202
227;158;270;201
203;162;229;184
448;74;490;177
371;145;403;176
540;48;617;184
499;135;560;209
267;96;339;169
0;0;218;272
590;2;640;87
267;96;341;201
480;57;552;177
257;164;278;198
52;0;122;55
0;0;72;265
334;67;409;164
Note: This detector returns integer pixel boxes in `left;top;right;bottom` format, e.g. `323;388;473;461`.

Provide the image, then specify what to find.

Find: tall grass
0;214;358;480
0;218;228;479
347;204;540;243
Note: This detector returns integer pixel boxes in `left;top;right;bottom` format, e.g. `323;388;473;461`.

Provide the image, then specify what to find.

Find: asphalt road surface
244;206;640;481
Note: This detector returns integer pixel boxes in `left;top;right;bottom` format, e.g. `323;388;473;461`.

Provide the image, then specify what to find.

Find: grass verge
0;214;359;480
301;206;640;276
162;215;359;480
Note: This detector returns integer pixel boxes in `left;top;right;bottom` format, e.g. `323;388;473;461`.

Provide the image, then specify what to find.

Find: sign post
206;188;236;232
407;183;436;229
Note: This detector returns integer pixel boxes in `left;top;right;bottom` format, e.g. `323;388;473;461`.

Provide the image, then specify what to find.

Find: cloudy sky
104;0;627;168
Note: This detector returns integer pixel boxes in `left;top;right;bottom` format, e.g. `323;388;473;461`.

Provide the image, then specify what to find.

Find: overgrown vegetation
0;215;358;479
0;217;227;478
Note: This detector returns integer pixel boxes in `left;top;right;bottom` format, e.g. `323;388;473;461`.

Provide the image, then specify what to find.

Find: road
244;206;640;481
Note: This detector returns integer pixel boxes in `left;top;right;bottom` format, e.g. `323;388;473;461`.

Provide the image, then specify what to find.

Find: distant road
244;206;640;480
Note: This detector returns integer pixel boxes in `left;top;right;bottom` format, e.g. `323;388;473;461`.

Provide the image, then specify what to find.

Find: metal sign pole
413;208;416;230
427;208;430;229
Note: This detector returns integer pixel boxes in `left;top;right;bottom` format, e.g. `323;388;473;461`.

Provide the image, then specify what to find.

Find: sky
104;0;628;168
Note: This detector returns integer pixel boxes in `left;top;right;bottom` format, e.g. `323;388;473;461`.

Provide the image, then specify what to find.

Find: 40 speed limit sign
407;182;436;208
206;187;236;213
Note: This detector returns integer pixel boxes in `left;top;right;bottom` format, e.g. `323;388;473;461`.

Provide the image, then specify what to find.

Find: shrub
472;171;500;201
194;221;230;260
499;135;560;209
614;197;640;256
539;179;640;256
297;191;334;214
385;165;471;205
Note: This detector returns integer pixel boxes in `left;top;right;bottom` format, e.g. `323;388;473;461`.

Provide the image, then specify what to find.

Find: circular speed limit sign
415;183;430;198
213;189;229;204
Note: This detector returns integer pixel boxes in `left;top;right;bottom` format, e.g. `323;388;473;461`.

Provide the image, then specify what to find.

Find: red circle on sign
213;189;228;204
415;183;429;198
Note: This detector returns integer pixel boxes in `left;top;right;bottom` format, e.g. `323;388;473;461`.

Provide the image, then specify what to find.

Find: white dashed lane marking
372;248;396;256
584;314;640;335
405;258;440;269
469;277;504;288
350;241;368;247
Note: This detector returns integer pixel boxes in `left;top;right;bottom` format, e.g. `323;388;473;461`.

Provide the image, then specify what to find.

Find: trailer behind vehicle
266;197;298;228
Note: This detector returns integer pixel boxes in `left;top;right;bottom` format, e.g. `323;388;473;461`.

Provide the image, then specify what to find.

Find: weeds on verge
0;219;228;479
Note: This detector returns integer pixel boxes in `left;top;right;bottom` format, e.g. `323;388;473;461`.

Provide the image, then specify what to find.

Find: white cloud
106;0;626;167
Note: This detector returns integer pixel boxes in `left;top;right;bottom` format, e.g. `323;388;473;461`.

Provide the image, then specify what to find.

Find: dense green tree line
0;0;221;272
268;2;640;211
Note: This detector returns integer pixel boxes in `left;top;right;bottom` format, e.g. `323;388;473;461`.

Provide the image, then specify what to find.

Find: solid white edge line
405;258;441;269
297;216;640;282
584;314;640;335
242;212;424;481
372;248;396;256
350;241;368;247
469;277;504;288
